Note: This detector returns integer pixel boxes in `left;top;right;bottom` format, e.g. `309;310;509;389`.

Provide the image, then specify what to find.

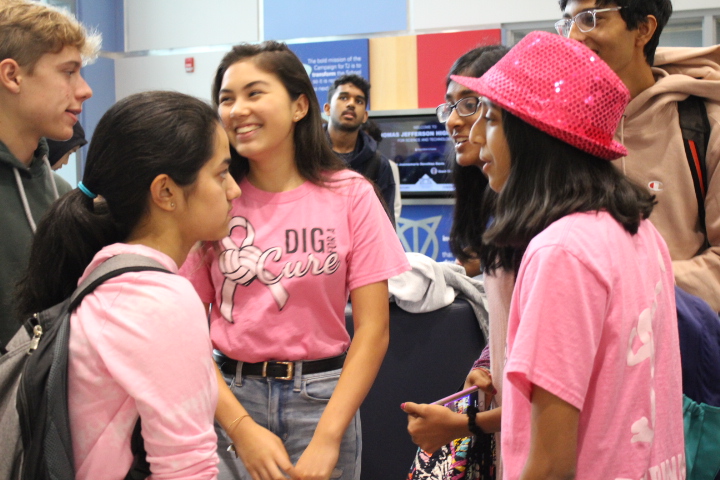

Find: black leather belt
214;350;346;380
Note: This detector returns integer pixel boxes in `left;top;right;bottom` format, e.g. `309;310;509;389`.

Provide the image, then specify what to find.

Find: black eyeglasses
436;96;482;123
555;6;622;37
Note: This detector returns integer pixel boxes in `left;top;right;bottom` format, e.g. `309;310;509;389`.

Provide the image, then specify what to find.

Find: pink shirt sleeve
346;179;409;291
180;246;217;305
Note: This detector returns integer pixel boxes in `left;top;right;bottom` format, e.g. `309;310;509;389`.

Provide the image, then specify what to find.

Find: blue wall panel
264;0;407;40
77;0;123;52
78;57;115;173
76;0;121;175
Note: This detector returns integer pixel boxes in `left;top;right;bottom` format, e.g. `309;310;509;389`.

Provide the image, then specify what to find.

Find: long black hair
484;110;656;257
211;41;345;184
15;91;221;317
446;45;516;274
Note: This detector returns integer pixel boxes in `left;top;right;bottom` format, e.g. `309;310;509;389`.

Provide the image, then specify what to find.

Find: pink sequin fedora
451;31;629;160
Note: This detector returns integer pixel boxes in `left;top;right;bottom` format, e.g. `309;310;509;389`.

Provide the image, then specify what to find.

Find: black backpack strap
678;95;711;237
69;254;170;310
54;254;169;480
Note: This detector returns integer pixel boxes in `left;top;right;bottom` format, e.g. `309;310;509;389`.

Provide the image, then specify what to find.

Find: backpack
0;254;171;480
678;95;711;239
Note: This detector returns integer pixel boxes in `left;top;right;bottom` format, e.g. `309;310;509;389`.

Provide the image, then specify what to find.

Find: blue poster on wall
288;39;369;106
264;0;406;42
397;203;455;262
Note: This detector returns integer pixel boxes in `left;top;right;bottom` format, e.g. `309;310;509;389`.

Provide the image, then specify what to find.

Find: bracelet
225;414;251;459
226;414;250;435
467;404;484;436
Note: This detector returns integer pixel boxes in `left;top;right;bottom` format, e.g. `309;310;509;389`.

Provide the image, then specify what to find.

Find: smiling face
324;82;368;133
562;0;650;84
444;80;483;168
17;46;92;142
469;100;511;192
217;59;307;165
180;124;241;243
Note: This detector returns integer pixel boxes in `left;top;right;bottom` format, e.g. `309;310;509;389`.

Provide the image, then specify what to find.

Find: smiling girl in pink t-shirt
181;42;409;480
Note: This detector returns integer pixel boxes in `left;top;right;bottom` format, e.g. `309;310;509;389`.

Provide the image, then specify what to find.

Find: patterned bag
407;391;495;480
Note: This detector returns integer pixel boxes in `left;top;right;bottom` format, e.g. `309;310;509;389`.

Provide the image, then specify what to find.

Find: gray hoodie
0;139;71;346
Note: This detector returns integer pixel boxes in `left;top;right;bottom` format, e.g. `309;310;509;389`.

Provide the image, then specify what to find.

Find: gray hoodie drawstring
13;156;60;233
43;156;59;199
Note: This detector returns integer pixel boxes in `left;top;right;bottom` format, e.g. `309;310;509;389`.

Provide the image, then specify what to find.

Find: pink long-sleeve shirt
68;243;218;480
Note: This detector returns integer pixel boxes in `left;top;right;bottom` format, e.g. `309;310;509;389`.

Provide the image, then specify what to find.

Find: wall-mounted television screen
370;110;454;197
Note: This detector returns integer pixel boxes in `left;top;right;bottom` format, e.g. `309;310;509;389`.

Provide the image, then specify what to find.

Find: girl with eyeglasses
404;44;513;479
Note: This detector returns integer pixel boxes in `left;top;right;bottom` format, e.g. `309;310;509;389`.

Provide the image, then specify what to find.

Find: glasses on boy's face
554;6;622;38
436;96;482;123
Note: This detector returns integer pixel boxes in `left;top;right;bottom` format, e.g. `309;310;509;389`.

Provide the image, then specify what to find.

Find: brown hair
0;0;100;71
211;41;345;184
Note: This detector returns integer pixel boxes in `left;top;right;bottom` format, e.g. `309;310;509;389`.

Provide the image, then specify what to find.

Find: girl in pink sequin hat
450;30;686;480
452;30;629;162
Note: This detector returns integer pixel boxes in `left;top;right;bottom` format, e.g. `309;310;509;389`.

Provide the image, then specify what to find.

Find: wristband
467;404;484;436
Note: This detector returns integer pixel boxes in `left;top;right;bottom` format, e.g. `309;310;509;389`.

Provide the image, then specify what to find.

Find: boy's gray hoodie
0;139;71;346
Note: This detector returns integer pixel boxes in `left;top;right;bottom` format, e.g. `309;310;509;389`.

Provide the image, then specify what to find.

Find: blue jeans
216;363;361;480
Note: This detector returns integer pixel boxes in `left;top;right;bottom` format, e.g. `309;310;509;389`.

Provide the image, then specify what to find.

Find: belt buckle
263;361;294;380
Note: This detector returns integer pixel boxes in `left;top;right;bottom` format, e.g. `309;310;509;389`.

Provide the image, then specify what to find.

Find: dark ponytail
15;91;220;317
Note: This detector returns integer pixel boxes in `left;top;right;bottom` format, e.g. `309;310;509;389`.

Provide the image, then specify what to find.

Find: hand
402;402;468;454
294;436;341;480
228;418;299;480
464;368;497;396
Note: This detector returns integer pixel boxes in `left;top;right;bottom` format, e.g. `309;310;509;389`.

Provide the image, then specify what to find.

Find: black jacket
328;128;396;226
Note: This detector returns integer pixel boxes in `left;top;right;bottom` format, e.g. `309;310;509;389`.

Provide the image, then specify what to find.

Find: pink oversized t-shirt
502;212;685;480
181;170;409;362
68;243;219;480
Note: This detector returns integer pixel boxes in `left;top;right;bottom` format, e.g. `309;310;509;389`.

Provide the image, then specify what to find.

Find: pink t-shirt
180;170;410;362
68;243;218;480
502;212;685;480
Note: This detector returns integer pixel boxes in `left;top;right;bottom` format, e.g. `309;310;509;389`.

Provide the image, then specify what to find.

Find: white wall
123;0;718;53
114;0;719;103
672;0;720;10
125;0;258;52
115;50;227;101
412;0;557;30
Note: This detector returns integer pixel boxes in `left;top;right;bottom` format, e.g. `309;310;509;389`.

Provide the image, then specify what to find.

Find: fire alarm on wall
185;57;194;73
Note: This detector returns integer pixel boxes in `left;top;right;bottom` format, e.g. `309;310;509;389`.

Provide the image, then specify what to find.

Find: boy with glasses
558;0;720;313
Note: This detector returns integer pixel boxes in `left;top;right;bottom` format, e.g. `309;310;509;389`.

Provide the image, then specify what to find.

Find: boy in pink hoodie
557;0;720;312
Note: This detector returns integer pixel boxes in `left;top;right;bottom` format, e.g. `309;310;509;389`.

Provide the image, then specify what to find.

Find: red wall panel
416;29;501;109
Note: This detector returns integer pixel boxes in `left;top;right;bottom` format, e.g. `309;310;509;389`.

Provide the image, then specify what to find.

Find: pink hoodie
613;45;720;310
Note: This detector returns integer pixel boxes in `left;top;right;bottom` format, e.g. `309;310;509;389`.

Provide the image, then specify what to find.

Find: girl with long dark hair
180;41;409;480
16;91;242;478
450;32;684;479
403;45;511;479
